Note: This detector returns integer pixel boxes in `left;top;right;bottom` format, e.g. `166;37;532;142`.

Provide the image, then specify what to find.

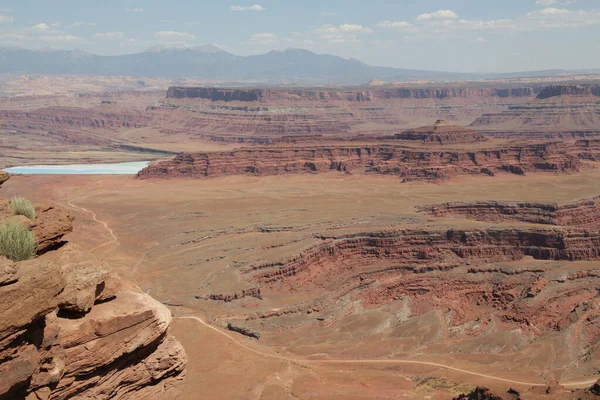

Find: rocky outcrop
416;196;600;229
0;196;186;399
454;381;600;399
29;205;74;254
227;323;261;340
201;287;262;302
137;142;579;181
574;139;600;161
536;85;600;100
0;201;73;255
395;120;487;144
452;387;507;400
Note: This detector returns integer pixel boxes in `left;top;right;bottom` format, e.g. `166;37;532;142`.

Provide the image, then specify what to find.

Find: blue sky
1;0;599;72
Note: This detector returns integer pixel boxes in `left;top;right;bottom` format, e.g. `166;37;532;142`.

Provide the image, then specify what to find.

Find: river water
3;161;150;175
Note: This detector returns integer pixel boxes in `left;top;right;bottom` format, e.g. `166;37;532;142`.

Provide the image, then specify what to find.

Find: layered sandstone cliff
536;85;600;100
245;227;600;287
166;86;538;102
239;225;600;362
471;87;600;131
395;120;487;144
416;196;600;228
137;142;579;181
0;176;186;399
0;108;151;132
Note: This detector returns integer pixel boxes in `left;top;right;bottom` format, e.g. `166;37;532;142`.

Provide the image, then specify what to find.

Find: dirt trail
66;183;118;253
67;190;600;391
176;316;598;389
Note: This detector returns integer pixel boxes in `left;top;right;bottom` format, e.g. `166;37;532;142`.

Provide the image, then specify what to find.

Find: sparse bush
8;196;36;220
0;222;37;261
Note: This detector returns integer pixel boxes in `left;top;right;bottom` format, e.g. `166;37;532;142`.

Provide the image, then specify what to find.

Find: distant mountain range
0;45;599;84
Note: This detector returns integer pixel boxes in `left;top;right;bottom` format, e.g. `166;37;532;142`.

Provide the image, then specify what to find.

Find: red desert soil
5;168;600;399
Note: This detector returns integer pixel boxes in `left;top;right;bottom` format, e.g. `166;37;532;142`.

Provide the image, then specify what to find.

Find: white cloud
247;32;277;44
283;37;315;47
417;10;459;21
377;21;415;31
314;24;373;44
0;15;14;23
32;23;51;31
315;24;373;44
339;24;373;33
126;8;144;13
473;36;487;43
535;0;576;5
539;7;570;14
231;5;264;11
380;6;600;38
38;35;82;42
93;32;126;40
71;22;97;28
155;31;196;44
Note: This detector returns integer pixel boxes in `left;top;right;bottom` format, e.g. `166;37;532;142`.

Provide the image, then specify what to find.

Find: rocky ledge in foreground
453;380;600;399
0;176;186;399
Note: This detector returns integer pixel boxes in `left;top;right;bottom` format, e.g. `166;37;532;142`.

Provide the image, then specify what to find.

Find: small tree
8;196;36;220
0;222;37;261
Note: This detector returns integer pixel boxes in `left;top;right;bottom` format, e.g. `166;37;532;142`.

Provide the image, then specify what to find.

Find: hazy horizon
1;0;600;73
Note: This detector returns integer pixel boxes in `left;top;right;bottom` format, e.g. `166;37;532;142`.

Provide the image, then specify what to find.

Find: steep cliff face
374;87;537;100
471;87;600;131
416;196;600;229
245;227;600;287
137;142;579;181
166;87;373;102
166;86;538;102
536;85;600;100
0;176;187;399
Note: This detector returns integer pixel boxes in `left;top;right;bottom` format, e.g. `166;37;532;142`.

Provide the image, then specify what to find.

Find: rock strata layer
416;196;600;228
138;142;579;181
167;86;539;102
395;119;487;144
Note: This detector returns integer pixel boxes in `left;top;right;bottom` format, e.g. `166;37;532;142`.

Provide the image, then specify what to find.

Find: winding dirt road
67;189;600;391
176;316;598;389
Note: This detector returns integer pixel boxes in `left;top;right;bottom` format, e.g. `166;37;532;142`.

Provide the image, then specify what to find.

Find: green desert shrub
0;222;37;261
8;196;36;220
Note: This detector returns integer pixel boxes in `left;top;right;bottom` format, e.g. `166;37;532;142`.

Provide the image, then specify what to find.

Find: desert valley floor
2;169;600;399
2;78;600;399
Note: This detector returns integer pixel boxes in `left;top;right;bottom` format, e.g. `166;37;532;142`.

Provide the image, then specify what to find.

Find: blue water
3;161;150;175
